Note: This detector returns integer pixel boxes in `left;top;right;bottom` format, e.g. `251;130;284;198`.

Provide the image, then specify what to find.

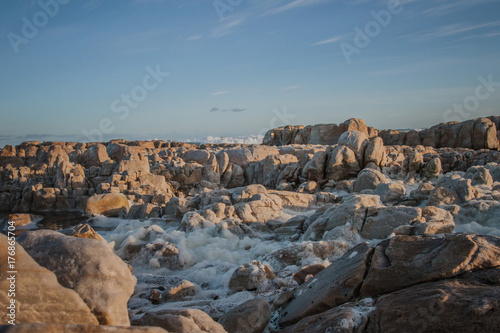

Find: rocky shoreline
1;117;500;332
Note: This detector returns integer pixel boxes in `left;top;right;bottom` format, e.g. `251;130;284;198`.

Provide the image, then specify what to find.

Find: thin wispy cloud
281;85;301;91
402;20;500;42
423;0;494;17
312;35;344;46
210;107;246;112
187;35;202;40
211;18;245;38
262;0;329;16
212;91;231;96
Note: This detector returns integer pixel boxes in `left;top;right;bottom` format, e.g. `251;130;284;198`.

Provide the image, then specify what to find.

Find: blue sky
1;0;500;145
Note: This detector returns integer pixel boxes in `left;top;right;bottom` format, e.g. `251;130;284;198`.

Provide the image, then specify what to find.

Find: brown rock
0;234;99;325
85;193;130;217
279;243;373;326
218;299;271;333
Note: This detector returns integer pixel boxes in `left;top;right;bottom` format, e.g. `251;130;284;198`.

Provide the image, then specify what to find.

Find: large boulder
302;195;383;241
279;243;373;326
0;325;168;333
85;193;130;217
234;193;282;223
17;230;136;326
325;146;361;181
218;299;271;333
353;169;389;192
360;207;422;239
0;235;99;325
132;308;227;333
338;131;369;165
360;234;500;297
427;174;477;206
366;280;500;333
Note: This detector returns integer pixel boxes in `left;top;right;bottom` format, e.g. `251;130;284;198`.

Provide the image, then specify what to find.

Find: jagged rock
60;223;105;242
360;234;500;297
353;169;389;192
410;182;435;202
218;299;271;333
234;193;282;223
278;301;373;333
18;230;136;326
373;182;406;204
164;280;200;301
132;308;227;333
325;146;361;181
427;174;477;206
0;234;99;325
364;136;385;167
422;156;442;178
0;325;168;333
279;243;373;326
302;195;383;241
301;150;327;181
338;131;369;165
79;144;110;168
85;193;130;217
361;207;422;239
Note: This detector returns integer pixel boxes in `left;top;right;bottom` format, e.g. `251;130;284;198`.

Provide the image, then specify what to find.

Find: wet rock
60;223;105;242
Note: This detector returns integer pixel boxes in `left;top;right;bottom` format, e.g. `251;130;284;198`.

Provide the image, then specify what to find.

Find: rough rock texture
17;230;136;326
85;193;130;217
0;234;99;325
366;280;500;333
218;299;271;333
228;261;269;292
353;169;389;192
0;325;168;333
279;243;373;326
132;308;227;333
360;234;500;297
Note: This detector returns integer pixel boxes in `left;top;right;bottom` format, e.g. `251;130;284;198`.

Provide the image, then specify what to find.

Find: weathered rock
292;263;328;285
279;243;373;326
79;144;110;168
0;325;168;333
325;146;361;181
360;234;500;297
427;174;477;206
0;234;99;325
218;299;271;333
234;193;282;223
422;156;442;178
364;136;385;167
353;169;389;192
17;230;136;326
366;280;500;333
338;131;369;165
1;214;43;230
373;182;406;204
132;308;227;333
60;223;105;242
228;261;270;292
278;302;372;333
302;195;383;241
164;280;200;301
361;206;422;239
85;193;130;217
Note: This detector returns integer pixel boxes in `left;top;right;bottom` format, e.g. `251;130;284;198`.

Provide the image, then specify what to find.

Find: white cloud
402;20;500;42
423;0;495;17
187;35;202;40
262;0;329;16
281;85;301;91
312;35;344;46
212;91;231;96
211;18;245;38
